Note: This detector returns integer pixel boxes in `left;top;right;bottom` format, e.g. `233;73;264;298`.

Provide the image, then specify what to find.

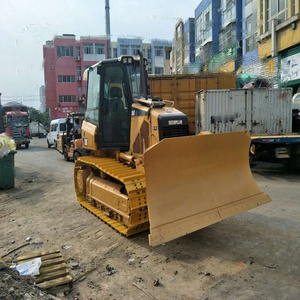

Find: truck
29;121;47;138
73;53;271;246
195;88;300;170
1;102;30;148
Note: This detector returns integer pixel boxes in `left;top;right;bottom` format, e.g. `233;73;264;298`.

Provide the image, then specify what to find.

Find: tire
54;140;57;149
25;143;29;149
47;139;51;148
63;147;69;161
73;151;81;161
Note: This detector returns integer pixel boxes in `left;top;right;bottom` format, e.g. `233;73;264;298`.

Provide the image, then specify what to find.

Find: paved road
1;138;300;300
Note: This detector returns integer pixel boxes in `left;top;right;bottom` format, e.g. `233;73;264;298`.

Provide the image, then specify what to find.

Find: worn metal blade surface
144;130;271;246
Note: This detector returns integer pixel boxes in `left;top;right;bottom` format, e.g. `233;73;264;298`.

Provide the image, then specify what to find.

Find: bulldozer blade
144;130;271;247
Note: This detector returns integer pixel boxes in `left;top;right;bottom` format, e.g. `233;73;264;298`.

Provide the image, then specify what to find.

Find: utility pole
105;0;111;59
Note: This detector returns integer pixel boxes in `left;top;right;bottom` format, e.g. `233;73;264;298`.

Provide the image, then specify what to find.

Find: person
65;116;73;136
73;118;81;139
74;118;81;131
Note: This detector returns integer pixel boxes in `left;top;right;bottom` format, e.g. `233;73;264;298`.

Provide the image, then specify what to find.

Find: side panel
81;120;98;150
196;88;293;134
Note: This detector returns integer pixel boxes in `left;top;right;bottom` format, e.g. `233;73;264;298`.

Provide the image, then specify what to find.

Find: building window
95;43;105;55
266;0;288;31
113;48;118;57
195;3;212;46
77;66;81;78
131;45;140;56
76;47;81;58
246;34;257;53
219;22;236;51
147;49;152;59
59;95;76;103
245;13;258;53
83;43;94;54
58;75;75;82
221;0;235;25
165;50;171;60
154;67;164;74
120;45;129;55
57;46;74;57
154;46;163;57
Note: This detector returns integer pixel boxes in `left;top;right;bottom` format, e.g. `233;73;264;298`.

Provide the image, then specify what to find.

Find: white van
47;118;67;148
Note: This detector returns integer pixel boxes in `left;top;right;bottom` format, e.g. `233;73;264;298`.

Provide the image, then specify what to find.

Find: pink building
43;34;108;120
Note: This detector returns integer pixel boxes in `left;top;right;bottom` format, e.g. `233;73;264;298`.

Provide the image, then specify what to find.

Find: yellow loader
74;53;271;246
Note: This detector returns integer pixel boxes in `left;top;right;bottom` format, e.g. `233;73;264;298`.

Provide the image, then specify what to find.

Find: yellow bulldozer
74;52;271;246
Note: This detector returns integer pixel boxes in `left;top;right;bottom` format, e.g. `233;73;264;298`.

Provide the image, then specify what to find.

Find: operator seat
109;87;125;113
108;86;127;142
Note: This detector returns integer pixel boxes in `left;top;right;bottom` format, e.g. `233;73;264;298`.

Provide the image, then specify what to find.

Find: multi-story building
206;0;242;72
173;19;196;74
257;0;300;92
43;34;108;120
117;37;143;57
195;0;222;72
150;39;172;75
43;35;173;120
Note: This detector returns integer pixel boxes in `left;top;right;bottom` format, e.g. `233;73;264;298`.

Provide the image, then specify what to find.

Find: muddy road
0;138;300;300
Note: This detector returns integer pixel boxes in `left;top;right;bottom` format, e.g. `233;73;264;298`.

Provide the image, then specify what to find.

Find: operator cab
85;55;148;151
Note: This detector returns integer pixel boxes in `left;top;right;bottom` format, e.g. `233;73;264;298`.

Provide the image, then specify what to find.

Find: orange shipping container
148;73;236;134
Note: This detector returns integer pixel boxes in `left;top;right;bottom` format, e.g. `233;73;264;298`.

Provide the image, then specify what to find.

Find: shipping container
195;88;300;169
195;88;293;134
148;73;236;134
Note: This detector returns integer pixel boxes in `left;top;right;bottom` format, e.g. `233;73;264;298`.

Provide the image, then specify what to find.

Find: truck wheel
47;139;51;148
64;148;69;161
25;143;29;149
54;140;57;149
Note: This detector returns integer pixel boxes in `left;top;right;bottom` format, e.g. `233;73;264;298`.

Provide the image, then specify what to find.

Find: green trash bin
0;151;16;189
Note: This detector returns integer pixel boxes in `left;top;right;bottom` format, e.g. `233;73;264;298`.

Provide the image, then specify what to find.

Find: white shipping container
195;88;293;135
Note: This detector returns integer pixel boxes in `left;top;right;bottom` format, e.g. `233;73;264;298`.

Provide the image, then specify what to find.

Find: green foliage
28;107;49;127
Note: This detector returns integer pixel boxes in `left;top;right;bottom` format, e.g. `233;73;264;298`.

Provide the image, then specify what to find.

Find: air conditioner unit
76;56;81;61
77;76;81;81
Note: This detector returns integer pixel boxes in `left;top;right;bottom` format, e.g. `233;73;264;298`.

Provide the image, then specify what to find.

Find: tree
28;107;49;128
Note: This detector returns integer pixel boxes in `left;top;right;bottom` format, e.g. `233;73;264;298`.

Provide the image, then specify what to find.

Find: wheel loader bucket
144;130;271;246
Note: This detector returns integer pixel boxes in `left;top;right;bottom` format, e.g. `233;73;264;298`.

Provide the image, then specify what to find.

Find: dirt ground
0;138;299;300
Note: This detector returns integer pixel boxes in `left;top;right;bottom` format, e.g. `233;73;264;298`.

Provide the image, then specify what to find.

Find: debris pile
0;261;59;300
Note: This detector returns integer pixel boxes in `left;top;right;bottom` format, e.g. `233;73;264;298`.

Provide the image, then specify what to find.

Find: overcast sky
0;0;200;109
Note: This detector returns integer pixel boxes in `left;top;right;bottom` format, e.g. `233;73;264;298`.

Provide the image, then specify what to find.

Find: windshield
7;115;29;126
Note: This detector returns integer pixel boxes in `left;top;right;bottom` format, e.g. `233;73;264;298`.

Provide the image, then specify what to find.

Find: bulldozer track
75;156;149;236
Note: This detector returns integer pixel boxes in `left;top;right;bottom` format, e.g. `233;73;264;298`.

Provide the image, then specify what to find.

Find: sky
0;0;200;110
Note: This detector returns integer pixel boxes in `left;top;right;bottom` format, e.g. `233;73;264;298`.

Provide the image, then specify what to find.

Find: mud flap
144;130;271;246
